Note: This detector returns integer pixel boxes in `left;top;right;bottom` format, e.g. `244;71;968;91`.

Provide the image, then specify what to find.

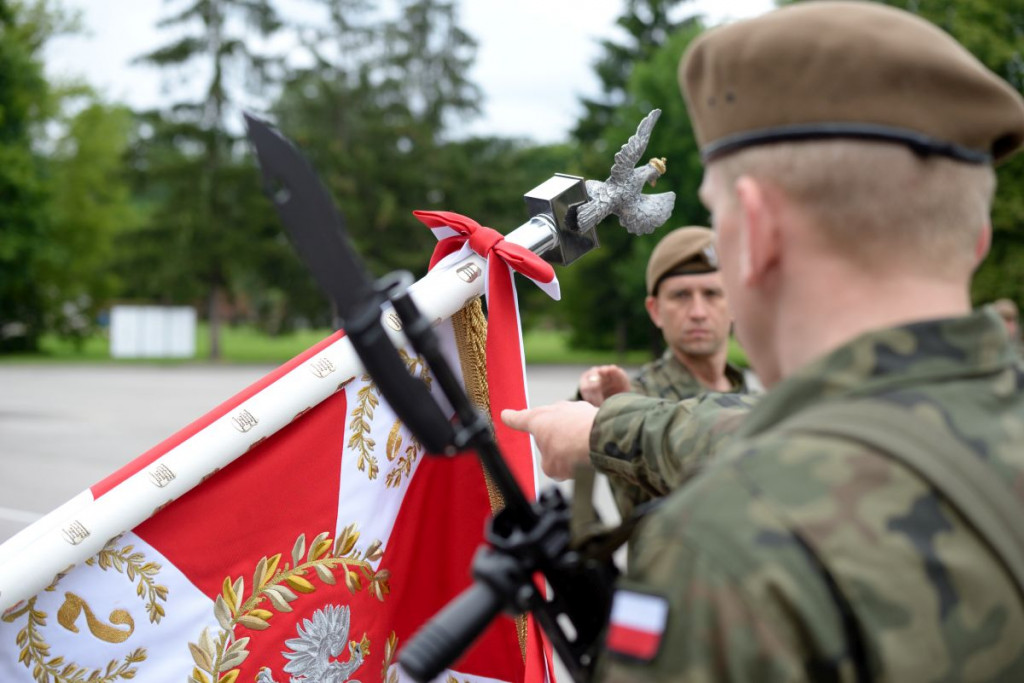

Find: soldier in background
992;298;1021;349
577;226;748;407
506;1;1024;679
571;227;756;519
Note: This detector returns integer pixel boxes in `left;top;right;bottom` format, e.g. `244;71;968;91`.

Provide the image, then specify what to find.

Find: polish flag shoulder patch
605;587;670;662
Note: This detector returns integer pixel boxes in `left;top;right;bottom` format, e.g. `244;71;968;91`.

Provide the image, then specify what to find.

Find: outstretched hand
502;401;599;480
578;365;632;407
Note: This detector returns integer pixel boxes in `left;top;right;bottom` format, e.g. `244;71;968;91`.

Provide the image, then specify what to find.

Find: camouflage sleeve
589;392;756;518
596;467;846;683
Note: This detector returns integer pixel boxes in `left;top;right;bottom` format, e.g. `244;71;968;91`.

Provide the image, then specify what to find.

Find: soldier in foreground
506;1;1024;679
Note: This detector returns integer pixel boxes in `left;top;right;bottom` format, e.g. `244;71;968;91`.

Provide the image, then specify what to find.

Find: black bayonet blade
244;112;456;454
243;112;373;319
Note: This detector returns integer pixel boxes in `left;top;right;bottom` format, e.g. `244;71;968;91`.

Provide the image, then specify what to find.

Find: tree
0;0;65;352
272;0;484;284
573;0;695;152
131;0;283;358
48;98;139;347
563;15;705;354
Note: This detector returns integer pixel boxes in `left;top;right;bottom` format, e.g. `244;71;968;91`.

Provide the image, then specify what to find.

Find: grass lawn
1;324;749;367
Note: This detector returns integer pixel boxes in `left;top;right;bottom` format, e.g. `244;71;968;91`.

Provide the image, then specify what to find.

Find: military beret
679;1;1024;165
646;226;718;295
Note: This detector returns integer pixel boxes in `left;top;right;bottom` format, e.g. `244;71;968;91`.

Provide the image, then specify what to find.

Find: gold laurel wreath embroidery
381;631;399;683
187;525;390;683
2;539;165;683
86;544;169;623
348;349;432;484
348;373;381;479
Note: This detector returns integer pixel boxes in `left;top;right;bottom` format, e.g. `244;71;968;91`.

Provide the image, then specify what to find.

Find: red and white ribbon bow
413;209;560;493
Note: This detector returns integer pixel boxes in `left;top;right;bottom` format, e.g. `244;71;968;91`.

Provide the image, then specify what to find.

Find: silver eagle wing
609;109;661;183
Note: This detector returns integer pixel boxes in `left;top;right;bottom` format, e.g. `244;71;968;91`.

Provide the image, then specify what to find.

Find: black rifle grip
398;581;505;682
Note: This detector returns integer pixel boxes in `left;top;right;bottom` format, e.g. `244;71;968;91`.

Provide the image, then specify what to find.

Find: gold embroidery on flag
87;543;169;623
381;631;400;683
348;349;432;484
189;526;390;683
2;539;165;681
57;591;134;643
348;375;381;479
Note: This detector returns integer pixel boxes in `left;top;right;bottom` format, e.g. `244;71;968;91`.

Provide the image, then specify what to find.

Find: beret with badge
679;0;1024;165
646;226;718;296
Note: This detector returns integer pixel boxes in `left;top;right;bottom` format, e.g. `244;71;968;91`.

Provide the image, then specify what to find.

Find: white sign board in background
110;305;197;358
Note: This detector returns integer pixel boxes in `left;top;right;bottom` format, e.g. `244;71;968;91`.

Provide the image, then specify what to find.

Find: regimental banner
0;317;548;683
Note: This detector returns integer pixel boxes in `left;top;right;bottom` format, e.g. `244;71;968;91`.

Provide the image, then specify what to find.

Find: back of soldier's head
678;1;1024;274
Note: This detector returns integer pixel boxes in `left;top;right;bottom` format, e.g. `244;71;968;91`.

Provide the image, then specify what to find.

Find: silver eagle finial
575;109;676;235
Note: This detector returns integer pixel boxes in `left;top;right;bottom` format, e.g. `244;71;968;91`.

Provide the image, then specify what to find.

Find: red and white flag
605;590;669;662
0;317;551;683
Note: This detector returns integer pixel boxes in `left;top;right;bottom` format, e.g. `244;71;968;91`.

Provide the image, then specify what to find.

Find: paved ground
0;362;623;543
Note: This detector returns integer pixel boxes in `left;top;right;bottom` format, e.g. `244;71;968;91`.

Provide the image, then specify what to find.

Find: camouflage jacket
630;349;748;400
597;310;1024;682
590;391;757;519
592;351;754;519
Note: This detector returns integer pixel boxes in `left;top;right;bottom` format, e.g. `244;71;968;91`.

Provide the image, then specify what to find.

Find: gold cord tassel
450;298;529;663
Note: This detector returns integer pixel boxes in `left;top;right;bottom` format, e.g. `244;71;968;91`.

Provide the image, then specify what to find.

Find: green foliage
562;21;706;354
573;0;695;147
125;0;284;358
48;100;139;346
890;0;1024;307
272;0;491;282
0;0;63;352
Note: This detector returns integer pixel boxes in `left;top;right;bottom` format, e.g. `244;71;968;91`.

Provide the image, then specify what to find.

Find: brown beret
680;1;1024;165
646;227;718;295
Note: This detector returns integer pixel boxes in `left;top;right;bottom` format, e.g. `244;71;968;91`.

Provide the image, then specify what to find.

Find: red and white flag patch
605;588;669;661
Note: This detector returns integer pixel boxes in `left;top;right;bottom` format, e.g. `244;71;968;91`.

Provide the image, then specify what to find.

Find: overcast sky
44;0;774;143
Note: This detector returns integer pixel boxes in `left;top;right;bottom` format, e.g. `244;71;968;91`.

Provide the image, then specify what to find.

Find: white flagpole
0;245;501;613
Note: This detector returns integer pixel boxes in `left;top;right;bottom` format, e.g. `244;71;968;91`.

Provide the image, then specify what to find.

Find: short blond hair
712;140;996;277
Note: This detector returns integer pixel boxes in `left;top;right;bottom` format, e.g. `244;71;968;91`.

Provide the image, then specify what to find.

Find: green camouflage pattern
630;349;748;400
590;391;756;519
597;309;1024;682
593;351;752;519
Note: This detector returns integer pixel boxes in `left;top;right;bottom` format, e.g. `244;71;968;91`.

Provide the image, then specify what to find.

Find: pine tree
130;0;283;358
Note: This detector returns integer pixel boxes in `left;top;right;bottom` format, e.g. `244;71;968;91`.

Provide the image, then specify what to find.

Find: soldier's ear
974;223;992;267
645;295;663;329
734;175;780;287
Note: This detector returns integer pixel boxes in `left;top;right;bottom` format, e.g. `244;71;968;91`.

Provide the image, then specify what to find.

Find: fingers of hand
500;408;528;430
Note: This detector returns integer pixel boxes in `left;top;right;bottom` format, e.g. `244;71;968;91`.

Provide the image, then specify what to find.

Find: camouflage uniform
597;310;1024;682
594;352;752;520
591;389;755;520
630;348;747;401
